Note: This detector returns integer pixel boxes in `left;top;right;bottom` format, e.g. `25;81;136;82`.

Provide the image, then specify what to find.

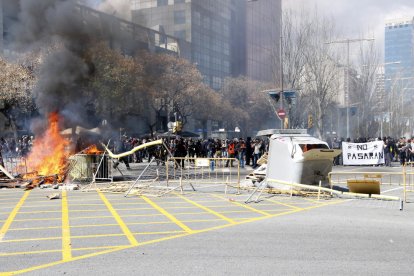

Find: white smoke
85;0;131;20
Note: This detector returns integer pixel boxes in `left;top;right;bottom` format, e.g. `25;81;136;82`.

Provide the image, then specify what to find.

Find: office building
384;17;414;96
246;0;281;84
131;0;281;89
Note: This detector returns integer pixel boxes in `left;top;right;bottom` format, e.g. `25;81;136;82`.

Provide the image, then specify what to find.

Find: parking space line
141;196;193;233
0;210;63;215
210;194;273;216
8;218;228;232
0;191;30;242
0;246;126;257
0;249;63;257
175;193;236;224
302;198;328;204
263;198;304;210
9;225;62;231
62;191;72;261
1;231;185;243
303;200;345;210
98;191;139;246
0;193;347;276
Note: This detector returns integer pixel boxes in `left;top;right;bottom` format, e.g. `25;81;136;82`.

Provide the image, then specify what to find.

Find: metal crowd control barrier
167;157;240;193
402;162;414;203
2;155;27;176
328;171;404;188
328;170;403;209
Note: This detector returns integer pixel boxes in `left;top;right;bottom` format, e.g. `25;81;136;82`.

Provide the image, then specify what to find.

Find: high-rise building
246;0;281;84
131;0;281;89
0;0;4;53
384;17;414;96
1;0;20;55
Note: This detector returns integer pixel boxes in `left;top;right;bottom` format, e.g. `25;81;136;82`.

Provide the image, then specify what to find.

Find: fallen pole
266;178;401;202
102;139;163;159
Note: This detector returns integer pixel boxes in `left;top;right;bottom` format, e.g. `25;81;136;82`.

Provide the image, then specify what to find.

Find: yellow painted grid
0;189;343;275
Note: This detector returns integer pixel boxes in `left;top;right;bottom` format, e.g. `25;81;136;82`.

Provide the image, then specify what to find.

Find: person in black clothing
332;137;341;165
113;137;131;170
174;139;187;167
245;137;252;166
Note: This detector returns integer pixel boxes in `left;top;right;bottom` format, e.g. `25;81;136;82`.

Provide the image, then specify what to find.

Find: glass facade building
384;17;414;96
246;0;281;84
131;0;281;89
0;0;3;53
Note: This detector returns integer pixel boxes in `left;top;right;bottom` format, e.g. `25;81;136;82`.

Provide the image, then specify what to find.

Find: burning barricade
0;112;109;189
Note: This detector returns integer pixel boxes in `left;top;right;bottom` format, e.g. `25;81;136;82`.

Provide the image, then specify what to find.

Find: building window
174;10;186;24
157;0;168;6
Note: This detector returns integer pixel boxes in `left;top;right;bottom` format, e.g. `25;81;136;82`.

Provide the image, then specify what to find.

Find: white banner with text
342;141;384;165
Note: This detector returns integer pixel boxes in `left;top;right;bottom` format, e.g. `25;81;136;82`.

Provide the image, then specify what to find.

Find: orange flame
83;145;103;155
25;112;71;182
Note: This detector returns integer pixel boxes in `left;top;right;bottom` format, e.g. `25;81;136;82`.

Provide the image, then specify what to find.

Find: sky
284;0;414;46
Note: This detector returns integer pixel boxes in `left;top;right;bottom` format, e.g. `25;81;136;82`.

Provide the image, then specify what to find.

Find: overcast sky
284;0;414;46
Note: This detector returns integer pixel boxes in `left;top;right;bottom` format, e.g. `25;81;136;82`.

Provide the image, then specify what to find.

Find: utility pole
325;38;374;139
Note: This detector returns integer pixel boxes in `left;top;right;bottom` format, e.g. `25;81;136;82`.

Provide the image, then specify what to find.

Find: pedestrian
113;137;131;170
252;139;262;168
238;138;246;168
225;140;236;167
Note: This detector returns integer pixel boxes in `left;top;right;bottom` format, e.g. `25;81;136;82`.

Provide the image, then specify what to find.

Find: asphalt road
1;164;413;275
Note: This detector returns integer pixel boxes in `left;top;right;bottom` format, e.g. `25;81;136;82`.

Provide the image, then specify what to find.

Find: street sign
283;90;296;99
277;109;286;120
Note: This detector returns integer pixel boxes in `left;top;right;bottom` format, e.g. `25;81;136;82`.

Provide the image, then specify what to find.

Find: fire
82;145;103;155
24;112;72;182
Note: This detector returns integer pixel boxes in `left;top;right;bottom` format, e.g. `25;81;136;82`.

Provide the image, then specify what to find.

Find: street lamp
325;38;375;139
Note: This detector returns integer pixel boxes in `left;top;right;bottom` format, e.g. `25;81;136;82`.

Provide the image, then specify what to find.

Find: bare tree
0;56;36;137
301;13;341;139
220;77;273;137
281;9;314;129
354;40;381;138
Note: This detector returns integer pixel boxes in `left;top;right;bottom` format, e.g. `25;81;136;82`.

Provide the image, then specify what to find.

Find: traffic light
308;114;313;129
176;121;182;132
268;91;280;102
284;117;289;129
173;121;183;133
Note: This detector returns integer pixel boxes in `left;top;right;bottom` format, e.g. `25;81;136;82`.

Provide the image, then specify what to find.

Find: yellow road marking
9;218;229;231
302;198;328;204
0;246;126;257
1;197;346;276
175;193;236;224
61;190;72;261
98;191;138;246
263;198;304;210
0;191;30;242
141;196;193;233
210;194;273;216
1;231;185;243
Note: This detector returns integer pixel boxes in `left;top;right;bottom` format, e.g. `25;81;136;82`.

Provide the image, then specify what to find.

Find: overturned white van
258;129;341;187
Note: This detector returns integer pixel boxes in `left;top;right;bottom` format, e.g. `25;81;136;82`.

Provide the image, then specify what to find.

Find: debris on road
47;193;61;200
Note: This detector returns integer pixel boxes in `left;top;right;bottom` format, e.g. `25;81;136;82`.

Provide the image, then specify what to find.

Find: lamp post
325;38;374;139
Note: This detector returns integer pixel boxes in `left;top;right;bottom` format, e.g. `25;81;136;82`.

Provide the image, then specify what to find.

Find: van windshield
299;143;329;152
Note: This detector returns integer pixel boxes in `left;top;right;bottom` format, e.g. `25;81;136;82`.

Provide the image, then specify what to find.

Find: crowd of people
112;136;268;169
0;136;34;158
329;136;414;166
5;132;414;170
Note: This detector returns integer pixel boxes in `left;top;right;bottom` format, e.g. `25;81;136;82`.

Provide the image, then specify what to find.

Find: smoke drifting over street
10;0;99;127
